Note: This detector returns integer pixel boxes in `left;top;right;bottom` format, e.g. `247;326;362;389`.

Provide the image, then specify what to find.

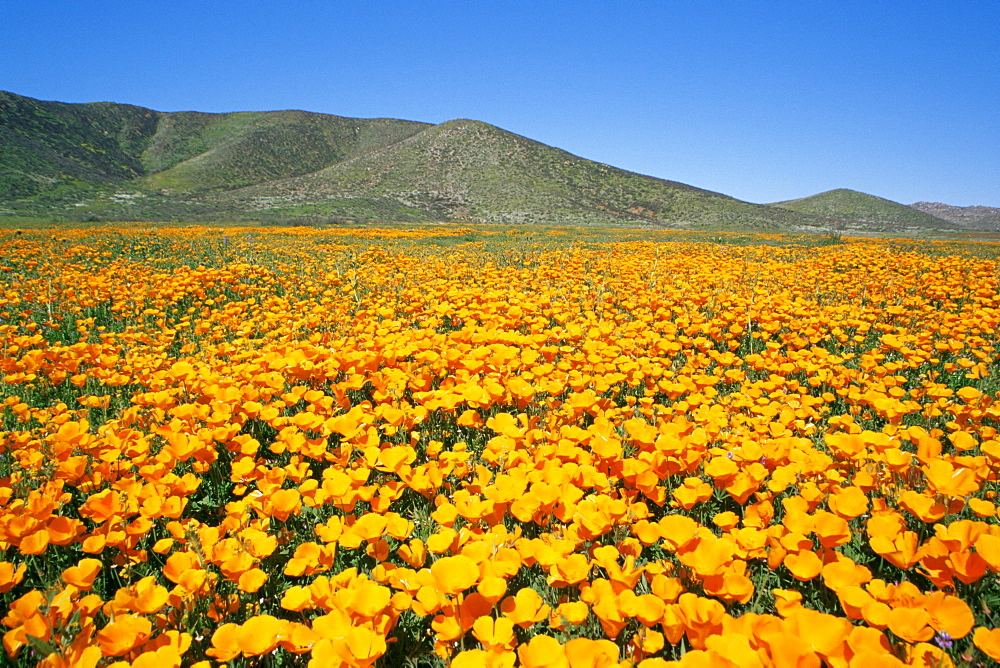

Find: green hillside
0;91;429;220
214;119;827;228
139;110;428;193
772;189;954;231
0;91;876;230
0;91;157;199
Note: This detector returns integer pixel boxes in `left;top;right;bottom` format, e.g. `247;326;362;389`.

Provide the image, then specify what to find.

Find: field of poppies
2;224;1000;667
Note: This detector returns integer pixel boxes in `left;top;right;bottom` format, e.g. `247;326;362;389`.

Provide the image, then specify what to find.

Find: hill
0;90;957;232
137;110;429;194
0;90;839;229
770;189;956;233
0;91;158;199
0;91;430;222
215;118;830;228
909;202;1000;231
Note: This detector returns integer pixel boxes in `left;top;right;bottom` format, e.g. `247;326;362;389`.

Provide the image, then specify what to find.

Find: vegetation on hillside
138;110;428;193
772;189;955;233
0;91;156;199
0;91;429;224
226;120;830;229
0;92;832;230
0;92;970;234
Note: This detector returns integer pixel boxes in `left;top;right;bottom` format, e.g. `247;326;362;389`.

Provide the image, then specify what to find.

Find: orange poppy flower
204;623;239;662
813;511;852;548
0;562;26;593
869;529;920;570
677;535;734;578
281;586;313;612
676;593;725;650
887;607;934;644
828;485;869;519
452;648;517;668
267;488;302;521
712;511;740;532
163;551;201;584
46;515;84;545
236;615;285;656
773;589;803;618
547;553;591;588
973;627;1000;661
472;615;516;650
96;614;153;657
898;491;947;523
757;631;819;668
563;637;619;667
238;568;268;593
67;560;105;592
79;488;123;524
478;576;508;604
784;608;852;660
672;477;713;510
846;624;892;657
783;550;823;581
501;588;550;628
821;558;872;593
517;634;568;668
657;514;700;551
704;633;765;668
285;541;335;577
702;562;754;605
633;594;667;626
633;519;663;546
650;574;684;604
553;601;590;626
131;645;183;668
131;575;170;614
923;459;978;497
968;498;996;518
431;554;480;595
18;529;49;556
241;527;278;558
345;578;392;619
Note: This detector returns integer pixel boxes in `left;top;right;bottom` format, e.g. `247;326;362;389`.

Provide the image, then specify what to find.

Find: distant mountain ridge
909;202;1000;231
0;90;974;232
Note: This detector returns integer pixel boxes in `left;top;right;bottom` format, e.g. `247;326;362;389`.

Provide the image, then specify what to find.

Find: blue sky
3;1;998;206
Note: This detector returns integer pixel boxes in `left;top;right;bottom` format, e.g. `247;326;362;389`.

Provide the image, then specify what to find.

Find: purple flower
934;630;953;650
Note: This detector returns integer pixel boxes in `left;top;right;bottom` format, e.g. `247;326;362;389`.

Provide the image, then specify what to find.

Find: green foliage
0;91;973;238
0;91;833;231
772;189;956;232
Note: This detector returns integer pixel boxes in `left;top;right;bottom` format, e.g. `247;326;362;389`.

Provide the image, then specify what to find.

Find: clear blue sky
3;1;998;206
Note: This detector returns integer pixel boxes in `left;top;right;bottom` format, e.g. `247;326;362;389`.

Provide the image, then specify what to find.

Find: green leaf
25;634;59;658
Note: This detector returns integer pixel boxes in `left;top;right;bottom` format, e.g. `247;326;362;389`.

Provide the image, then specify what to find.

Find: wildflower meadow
3;225;1000;667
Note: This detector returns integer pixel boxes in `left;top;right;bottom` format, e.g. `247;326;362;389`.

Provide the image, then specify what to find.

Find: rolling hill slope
771;189;955;233
0;90;429;220
218;118;828;228
0;91;834;228
0;90;965;232
138;110;429;193
0;91;158;199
